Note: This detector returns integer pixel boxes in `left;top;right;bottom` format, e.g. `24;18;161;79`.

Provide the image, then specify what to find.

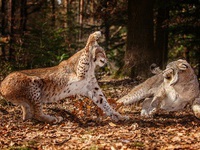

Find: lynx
0;31;126;123
118;59;200;118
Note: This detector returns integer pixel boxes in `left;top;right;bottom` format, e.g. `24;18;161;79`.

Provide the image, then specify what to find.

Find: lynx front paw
141;108;155;118
93;31;101;40
192;104;200;119
35;114;63;124
141;109;149;118
141;109;152;118
52;116;63;124
110;112;129;122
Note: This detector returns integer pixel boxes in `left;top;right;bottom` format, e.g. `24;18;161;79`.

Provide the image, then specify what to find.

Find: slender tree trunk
79;0;83;41
124;0;155;78
1;0;6;60
63;0;68;28
102;0;109;51
155;3;169;68
20;0;27;33
90;0;94;24
198;56;200;78
51;0;56;27
104;20;110;51
8;0;15;61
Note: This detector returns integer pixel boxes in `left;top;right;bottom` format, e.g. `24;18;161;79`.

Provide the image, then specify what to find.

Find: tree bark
1;0;6;60
155;3;169;68
8;0;16;61
124;0;155;78
20;0;27;33
78;0;83;40
62;0;68;28
103;0;110;51
51;0;56;27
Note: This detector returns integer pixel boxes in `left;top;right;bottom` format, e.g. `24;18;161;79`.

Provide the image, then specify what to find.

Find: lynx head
92;45;107;67
163;59;194;85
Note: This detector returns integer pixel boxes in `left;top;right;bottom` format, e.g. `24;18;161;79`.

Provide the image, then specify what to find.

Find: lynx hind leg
149;96;163;116
141;98;153;118
33;102;63;124
141;96;161;118
29;76;63;124
192;96;200;119
21;102;33;120
117;85;151;105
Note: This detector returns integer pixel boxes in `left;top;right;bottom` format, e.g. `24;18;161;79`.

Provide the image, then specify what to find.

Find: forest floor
0;78;200;150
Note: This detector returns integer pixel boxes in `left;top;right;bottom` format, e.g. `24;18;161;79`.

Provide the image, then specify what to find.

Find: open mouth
179;63;188;70
100;60;105;63
163;68;174;80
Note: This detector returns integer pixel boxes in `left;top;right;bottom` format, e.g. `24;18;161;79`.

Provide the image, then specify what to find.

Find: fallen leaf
109;122;117;127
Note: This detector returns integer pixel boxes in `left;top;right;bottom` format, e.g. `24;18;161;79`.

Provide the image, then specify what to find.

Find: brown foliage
0;79;200;149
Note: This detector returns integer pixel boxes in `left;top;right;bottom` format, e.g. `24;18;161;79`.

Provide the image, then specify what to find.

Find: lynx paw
141;108;155;118
93;31;101;40
110;112;129;122
52;116;63;124
141;109;151;118
192;104;200;119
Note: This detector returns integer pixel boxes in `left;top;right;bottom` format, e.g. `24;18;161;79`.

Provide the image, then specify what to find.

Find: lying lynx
118;59;200;118
0;31;125;123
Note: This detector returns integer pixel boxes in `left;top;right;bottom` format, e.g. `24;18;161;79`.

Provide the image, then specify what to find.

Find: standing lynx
118;59;200;119
0;31;126;123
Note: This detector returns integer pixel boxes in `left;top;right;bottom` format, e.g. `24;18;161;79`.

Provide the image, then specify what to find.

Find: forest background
0;0;199;79
0;1;200;149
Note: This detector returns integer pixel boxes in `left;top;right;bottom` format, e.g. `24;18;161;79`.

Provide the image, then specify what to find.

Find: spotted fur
76;31;101;80
0;31;126;123
118;59;200;119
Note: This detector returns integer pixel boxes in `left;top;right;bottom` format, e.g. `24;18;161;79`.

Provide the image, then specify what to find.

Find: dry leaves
1;79;200;149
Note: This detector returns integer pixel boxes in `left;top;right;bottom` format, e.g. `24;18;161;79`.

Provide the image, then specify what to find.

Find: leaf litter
0;78;200;149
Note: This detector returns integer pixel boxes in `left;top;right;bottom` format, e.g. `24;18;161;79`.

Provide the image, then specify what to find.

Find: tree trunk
155;3;169;69
124;0;155;78
90;0;94;24
1;0;6;60
20;0;27;33
8;0;16;61
78;0;83;41
51;0;56;27
102;0;109;51
62;0;68;28
198;55;200;78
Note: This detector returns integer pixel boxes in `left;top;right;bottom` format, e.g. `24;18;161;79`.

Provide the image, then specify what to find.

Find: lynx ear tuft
150;63;162;74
